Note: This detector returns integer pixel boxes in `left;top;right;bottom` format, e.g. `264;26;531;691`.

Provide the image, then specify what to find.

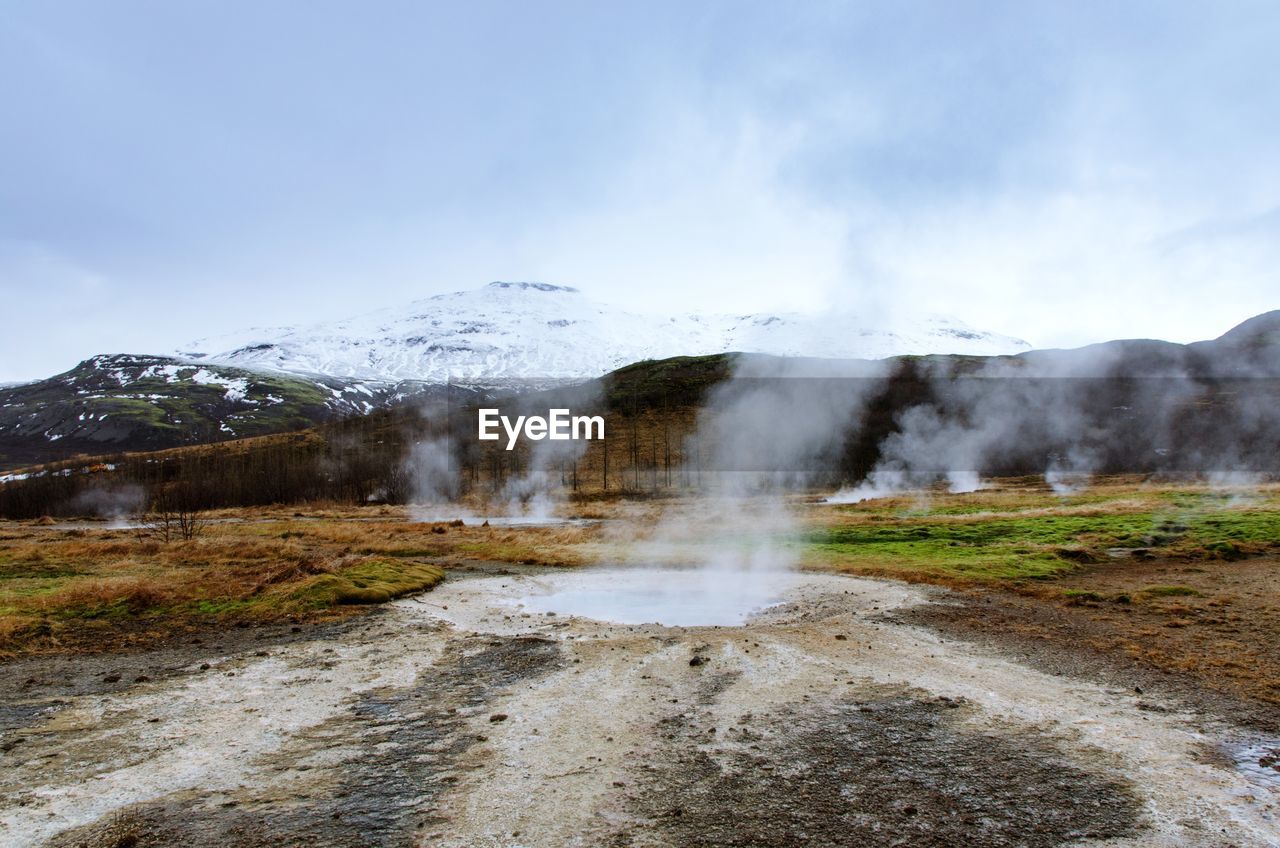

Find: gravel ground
2;566;1278;847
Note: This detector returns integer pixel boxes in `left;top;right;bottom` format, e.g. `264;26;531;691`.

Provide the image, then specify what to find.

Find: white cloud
3;1;1278;380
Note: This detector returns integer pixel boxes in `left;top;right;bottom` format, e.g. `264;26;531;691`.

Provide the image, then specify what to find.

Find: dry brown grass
0;502;624;654
41;575;178;615
5;477;1278;660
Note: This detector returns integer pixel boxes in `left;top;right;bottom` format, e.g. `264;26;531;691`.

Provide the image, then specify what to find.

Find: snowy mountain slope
0;355;442;467
0;282;1031;468
183;282;1030;385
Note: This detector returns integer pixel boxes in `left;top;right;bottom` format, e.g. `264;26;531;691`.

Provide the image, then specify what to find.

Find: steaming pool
428;566;825;628
520;568;800;626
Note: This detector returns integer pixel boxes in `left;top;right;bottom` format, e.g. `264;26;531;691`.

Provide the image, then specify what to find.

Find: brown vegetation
3;477;1278;728
0;506;584;655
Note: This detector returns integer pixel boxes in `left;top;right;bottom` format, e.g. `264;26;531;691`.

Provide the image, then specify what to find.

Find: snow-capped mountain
184;281;1030;384
0;354;453;467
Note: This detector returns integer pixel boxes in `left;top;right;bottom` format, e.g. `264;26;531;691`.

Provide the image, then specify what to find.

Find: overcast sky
3;1;1278;381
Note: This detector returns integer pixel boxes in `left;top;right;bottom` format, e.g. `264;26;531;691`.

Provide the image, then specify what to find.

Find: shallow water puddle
514;566;801;626
1232;740;1280;791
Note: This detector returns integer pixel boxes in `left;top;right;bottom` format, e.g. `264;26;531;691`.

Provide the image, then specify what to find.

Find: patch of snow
189;370;251;402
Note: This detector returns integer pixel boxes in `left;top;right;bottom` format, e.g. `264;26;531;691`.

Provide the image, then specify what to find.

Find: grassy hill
0;355;440;469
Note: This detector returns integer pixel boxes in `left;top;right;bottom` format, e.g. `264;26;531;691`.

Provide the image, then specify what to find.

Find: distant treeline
0;412;408;519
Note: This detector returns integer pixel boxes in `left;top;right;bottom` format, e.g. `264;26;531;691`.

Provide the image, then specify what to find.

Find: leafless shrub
141;483;207;542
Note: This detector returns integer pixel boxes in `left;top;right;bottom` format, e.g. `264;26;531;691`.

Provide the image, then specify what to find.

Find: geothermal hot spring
510;565;806;627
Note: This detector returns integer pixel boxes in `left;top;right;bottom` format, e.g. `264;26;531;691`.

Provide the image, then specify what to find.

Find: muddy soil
903;555;1280;733
2;566;1279;847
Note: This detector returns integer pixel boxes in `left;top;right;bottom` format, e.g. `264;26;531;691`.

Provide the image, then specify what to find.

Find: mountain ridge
4;310;1277;512
4;288;1274;471
181;281;1033;385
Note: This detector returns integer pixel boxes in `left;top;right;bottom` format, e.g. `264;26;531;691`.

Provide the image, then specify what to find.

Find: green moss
811;513;1147;579
0;556;85;581
455;541;543;561
356;546;446;558
1063;589;1105;602
187;598;256;616
57;598;135;620
1140;585;1200;597
808;504;1280;580
1157;491;1263;510
1202;540;1244;560
908;491;1121;516
293;558;445;606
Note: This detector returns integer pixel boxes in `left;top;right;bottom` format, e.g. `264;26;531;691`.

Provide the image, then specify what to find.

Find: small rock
199;663;211;671
689;656;708;667
134;675;150;683
834;634;848;641
489;714;509;723
103;674;121;683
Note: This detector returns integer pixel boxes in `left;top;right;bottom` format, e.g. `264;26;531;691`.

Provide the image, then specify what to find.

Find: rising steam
617;354;889;618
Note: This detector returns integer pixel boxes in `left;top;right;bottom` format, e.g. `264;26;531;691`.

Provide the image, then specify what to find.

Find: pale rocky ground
2;566;1278;847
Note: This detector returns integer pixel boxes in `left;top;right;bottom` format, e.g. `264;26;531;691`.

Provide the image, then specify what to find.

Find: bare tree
144;482;207;542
